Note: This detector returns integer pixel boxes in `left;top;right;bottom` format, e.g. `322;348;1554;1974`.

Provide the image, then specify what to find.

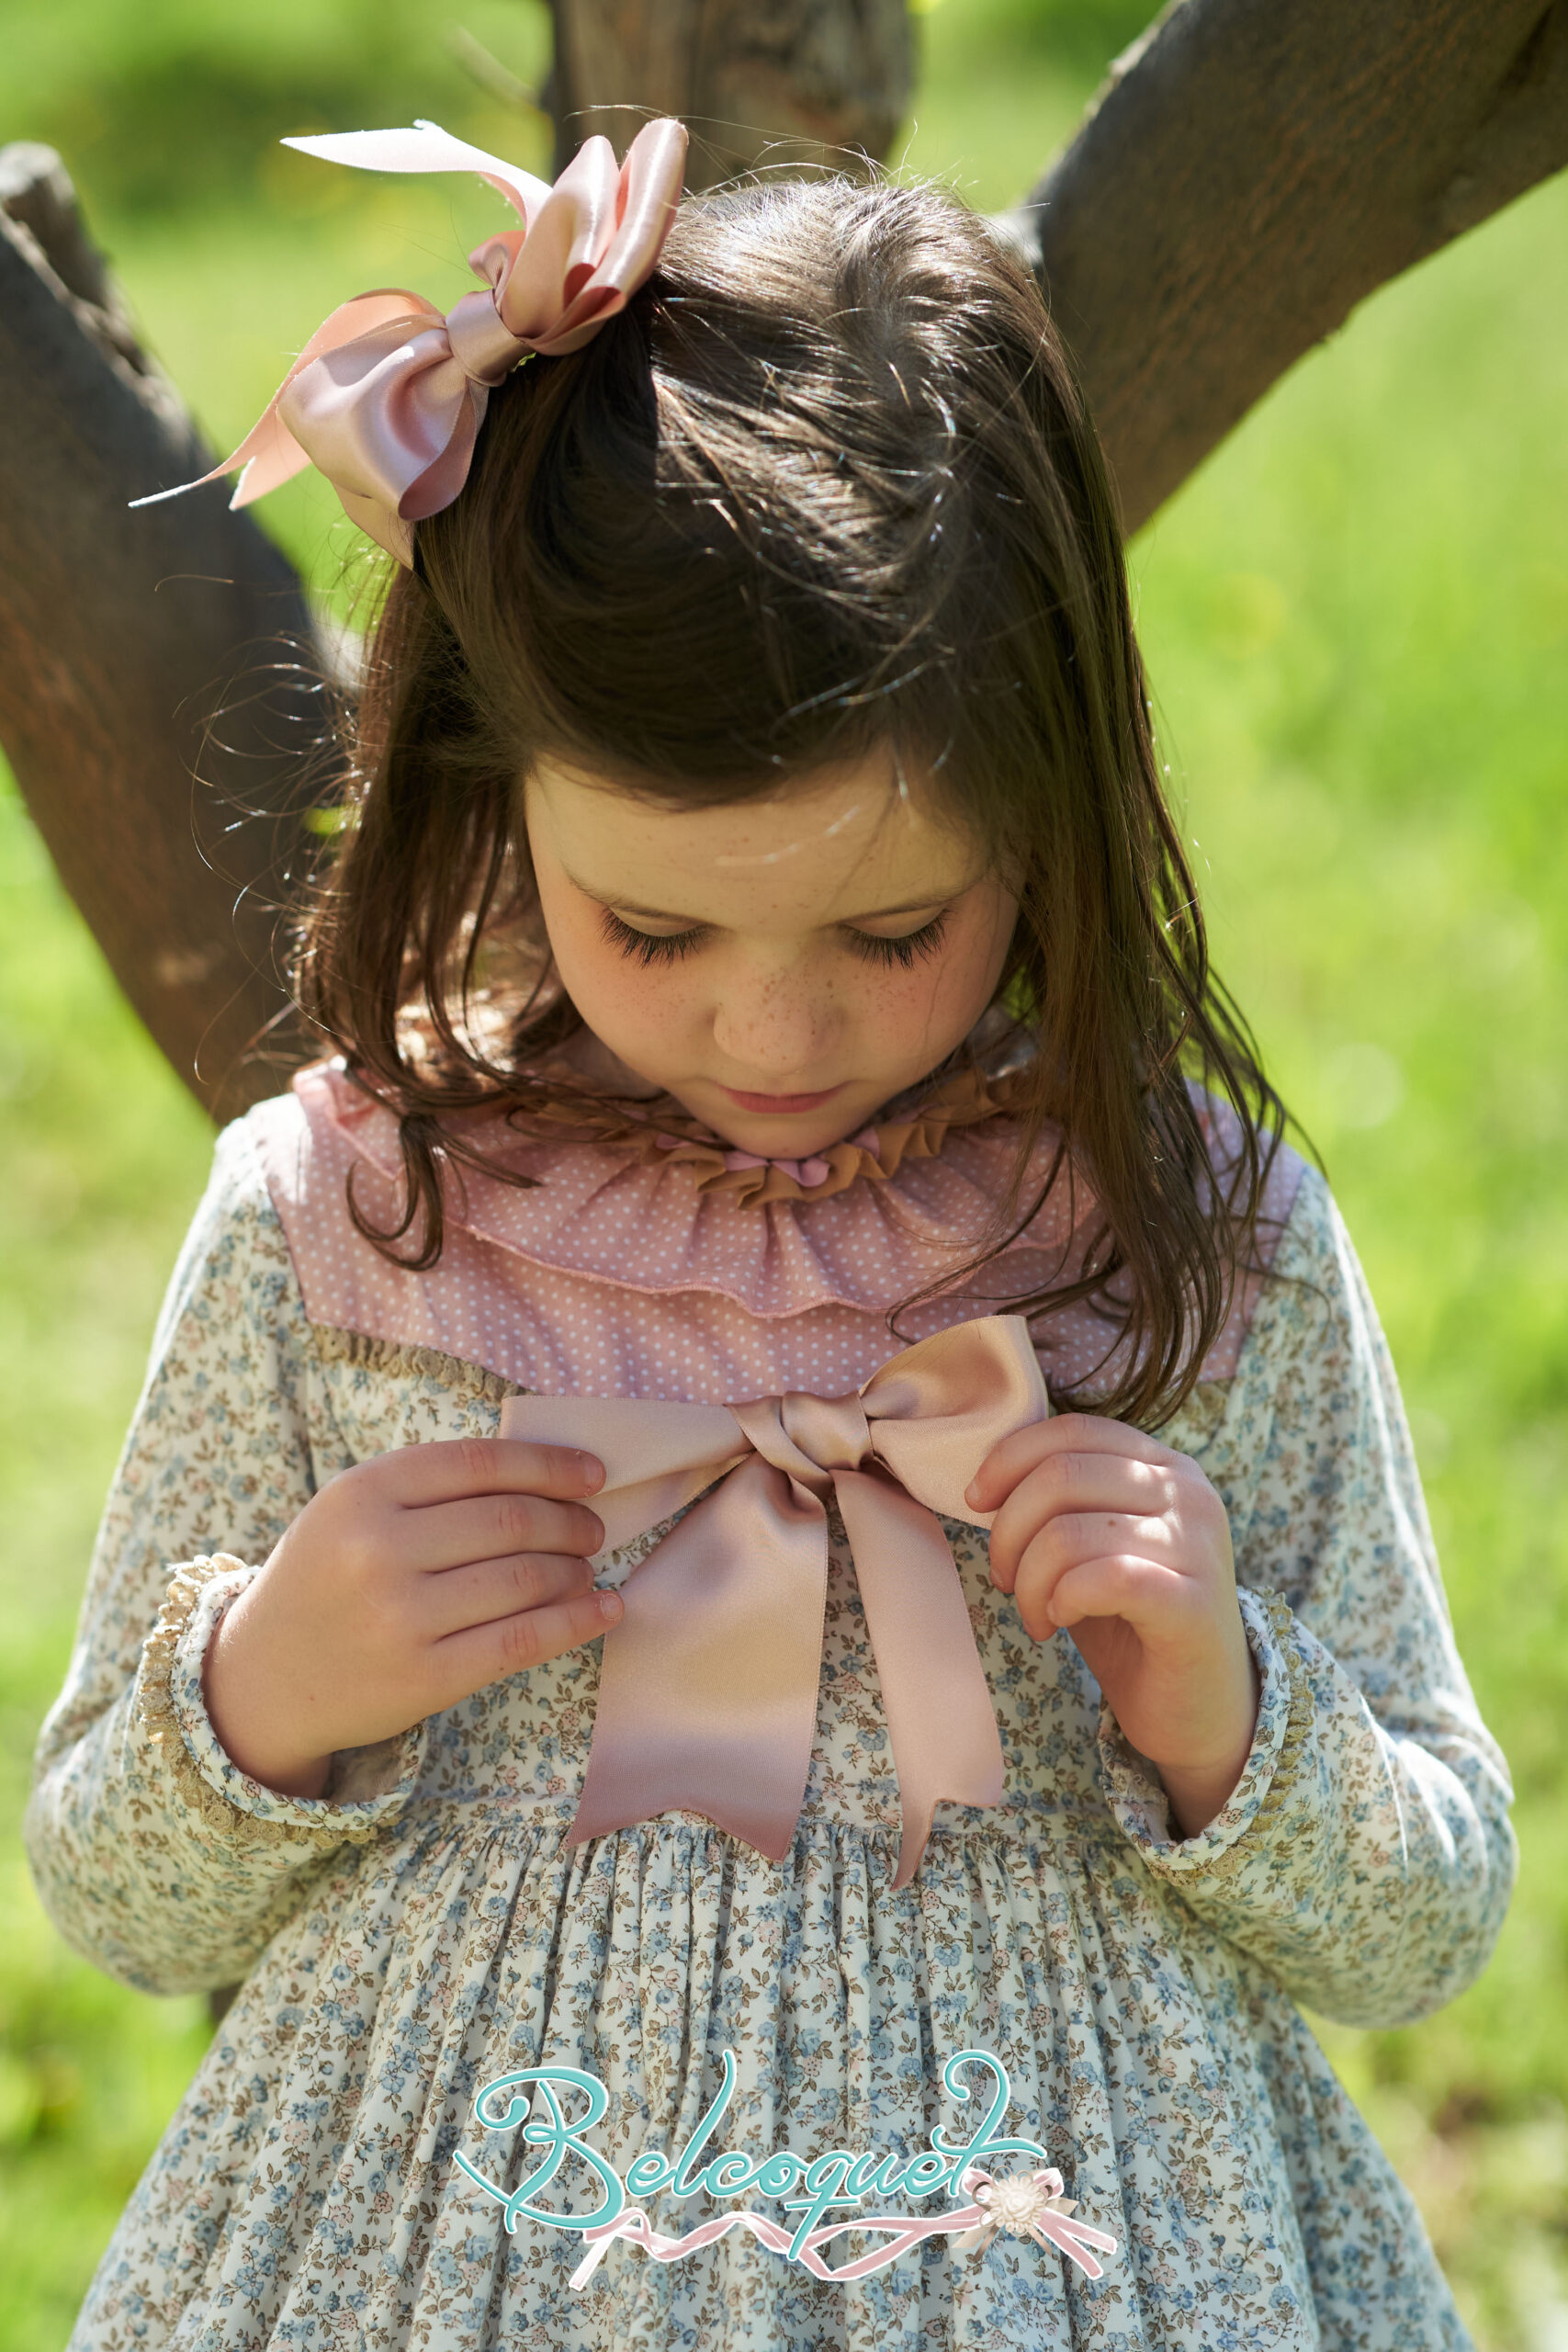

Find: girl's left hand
966;1414;1260;1837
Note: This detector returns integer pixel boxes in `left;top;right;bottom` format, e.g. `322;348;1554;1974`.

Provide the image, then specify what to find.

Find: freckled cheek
848;963;945;1025
875;920;1009;1035
545;901;707;1047
827;958;967;1063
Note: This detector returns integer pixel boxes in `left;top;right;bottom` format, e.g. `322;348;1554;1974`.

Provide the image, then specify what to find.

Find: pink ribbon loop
502;1315;1050;1888
130;115;689;563
565;2163;1117;2290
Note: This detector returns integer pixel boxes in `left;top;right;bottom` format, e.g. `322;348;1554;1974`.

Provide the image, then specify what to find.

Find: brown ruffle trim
136;1555;402;1849
310;1324;525;1403
516;1061;1031;1209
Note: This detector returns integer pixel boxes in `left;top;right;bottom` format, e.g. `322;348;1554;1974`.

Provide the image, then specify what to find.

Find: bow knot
730;1388;877;1493
502;1316;1049;1887
444;283;529;386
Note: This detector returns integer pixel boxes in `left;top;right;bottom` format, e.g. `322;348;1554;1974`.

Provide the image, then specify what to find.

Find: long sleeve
1099;1162;1517;2029
24;1116;427;1998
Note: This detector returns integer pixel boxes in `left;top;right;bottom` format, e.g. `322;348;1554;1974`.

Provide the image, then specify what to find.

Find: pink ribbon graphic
130;116;688;562
567;2165;1118;2289
502;1315;1050;1888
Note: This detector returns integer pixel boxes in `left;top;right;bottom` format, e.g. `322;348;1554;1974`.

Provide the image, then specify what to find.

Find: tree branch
1002;0;1568;534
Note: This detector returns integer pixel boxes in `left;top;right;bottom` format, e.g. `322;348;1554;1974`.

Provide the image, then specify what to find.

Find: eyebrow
570;877;964;924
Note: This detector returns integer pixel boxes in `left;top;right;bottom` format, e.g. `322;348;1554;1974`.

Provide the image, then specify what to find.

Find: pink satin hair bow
130;117;689;563
502;1316;1051;1888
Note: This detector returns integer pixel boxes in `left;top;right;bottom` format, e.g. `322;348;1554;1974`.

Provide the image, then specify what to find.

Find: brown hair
295;170;1292;1427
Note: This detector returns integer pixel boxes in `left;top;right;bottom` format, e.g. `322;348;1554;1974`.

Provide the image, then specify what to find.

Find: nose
710;957;840;1080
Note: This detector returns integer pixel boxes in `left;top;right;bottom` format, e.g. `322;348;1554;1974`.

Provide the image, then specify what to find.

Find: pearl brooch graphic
965;2166;1103;2268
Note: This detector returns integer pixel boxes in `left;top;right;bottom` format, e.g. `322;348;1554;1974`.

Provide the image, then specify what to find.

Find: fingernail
579;1452;605;1492
597;1590;622;1623
964;1477;981;1506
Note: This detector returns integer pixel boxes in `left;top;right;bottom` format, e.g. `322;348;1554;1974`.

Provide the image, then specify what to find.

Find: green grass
1125;173;1568;2345
2;0;1566;2342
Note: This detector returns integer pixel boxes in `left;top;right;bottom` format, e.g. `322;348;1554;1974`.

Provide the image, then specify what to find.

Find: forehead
525;751;985;922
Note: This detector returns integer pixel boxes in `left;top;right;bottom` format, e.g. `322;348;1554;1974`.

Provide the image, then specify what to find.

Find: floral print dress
27;1061;1516;2351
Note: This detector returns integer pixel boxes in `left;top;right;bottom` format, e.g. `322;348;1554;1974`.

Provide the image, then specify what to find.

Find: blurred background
2;0;1566;2343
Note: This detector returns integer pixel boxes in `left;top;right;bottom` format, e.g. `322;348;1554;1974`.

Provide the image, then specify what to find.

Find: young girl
29;116;1515;2351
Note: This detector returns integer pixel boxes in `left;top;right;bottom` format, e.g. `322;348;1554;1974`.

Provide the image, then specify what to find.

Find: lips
719;1085;844;1114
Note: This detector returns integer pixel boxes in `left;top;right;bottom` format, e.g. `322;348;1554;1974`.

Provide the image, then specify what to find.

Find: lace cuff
1098;1587;1313;1881
136;1555;427;1846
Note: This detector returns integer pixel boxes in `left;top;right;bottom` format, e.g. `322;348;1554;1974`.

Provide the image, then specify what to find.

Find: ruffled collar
253;1036;1300;1400
272;1045;1075;1328
476;1058;1031;1208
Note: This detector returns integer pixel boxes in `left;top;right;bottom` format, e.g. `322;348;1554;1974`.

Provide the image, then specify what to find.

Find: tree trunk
1;0;1565;1114
0;148;319;1123
547;0;913;187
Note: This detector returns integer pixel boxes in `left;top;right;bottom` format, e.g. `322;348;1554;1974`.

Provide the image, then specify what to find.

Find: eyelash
850;913;949;968
599;910;703;967
598;910;950;969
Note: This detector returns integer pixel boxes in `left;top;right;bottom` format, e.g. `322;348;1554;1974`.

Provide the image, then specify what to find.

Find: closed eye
843;913;948;969
599;906;950;968
600;909;707;966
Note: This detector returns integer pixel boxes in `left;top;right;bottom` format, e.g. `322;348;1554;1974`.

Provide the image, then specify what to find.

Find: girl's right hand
200;1440;618;1800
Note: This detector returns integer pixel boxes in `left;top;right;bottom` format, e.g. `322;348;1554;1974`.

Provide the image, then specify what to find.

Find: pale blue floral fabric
27;1113;1516;2349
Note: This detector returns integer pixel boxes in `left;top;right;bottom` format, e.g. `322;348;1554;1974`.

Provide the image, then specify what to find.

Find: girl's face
524;750;1019;1157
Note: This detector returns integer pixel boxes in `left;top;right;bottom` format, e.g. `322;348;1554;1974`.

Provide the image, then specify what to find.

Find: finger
378;1437;606;1507
400;1492;605;1574
420;1550;599;1637
987;1455;1176;1591
433;1583;624;1693
966;1411;1173;1514
1005;1514;1174;1623
1032;1554;1188;1634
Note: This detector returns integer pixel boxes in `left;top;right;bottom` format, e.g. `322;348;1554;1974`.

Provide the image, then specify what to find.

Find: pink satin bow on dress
130;117;688;563
502;1316;1050;1888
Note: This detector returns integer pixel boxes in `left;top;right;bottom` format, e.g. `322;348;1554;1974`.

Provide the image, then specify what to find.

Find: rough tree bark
998;0;1568;533
0;147;318;1121
1;0;1565;1116
547;0;913;186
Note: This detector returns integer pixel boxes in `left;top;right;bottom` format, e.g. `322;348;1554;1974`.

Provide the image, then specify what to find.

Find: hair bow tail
283;121;554;229
126;290;446;518
126;408;313;515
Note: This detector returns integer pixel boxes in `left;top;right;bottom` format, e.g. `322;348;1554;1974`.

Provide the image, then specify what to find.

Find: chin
668;1075;904;1156
724;1124;849;1159
703;1103;879;1159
